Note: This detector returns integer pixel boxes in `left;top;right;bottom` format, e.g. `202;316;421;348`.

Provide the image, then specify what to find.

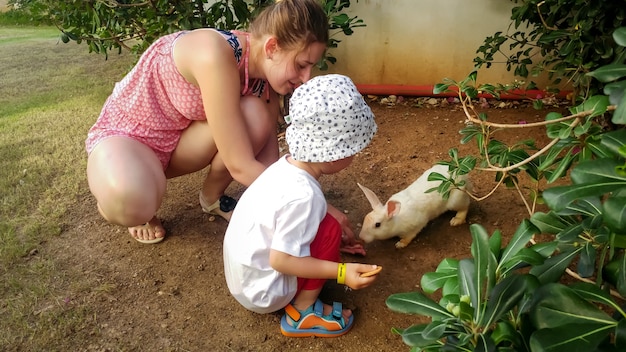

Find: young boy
223;74;380;338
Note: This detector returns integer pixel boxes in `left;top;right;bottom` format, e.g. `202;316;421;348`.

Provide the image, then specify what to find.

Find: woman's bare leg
87;137;167;242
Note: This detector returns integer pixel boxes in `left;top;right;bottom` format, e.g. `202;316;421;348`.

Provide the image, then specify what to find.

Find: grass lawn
0;24;134;349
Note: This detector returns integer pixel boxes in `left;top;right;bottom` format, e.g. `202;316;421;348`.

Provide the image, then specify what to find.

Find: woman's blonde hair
249;0;329;53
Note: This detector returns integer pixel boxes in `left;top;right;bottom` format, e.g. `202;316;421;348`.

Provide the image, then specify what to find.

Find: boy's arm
269;249;379;290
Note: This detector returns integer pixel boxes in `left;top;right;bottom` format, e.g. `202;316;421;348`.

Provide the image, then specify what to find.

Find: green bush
388;27;626;351
474;0;626;99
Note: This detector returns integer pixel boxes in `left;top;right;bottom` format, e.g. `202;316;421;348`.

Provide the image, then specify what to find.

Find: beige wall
0;0;9;11
326;0;552;89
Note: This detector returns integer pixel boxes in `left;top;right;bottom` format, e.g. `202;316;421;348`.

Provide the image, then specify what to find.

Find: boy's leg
282;213;352;336
296;213;342;295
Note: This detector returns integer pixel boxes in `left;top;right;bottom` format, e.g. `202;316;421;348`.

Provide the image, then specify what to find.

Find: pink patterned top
85;29;268;169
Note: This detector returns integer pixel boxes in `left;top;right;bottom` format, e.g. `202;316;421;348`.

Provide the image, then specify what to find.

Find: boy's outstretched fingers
340;243;367;256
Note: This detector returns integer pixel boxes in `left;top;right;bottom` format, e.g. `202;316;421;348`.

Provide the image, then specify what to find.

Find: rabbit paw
450;210;468;226
450;217;466;226
395;239;411;249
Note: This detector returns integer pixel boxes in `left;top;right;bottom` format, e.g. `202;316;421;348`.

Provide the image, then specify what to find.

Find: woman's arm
175;29;266;187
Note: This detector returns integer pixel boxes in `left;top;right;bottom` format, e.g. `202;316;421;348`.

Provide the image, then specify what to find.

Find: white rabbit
357;164;470;249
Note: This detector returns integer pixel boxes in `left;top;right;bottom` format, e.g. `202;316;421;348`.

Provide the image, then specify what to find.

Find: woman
85;0;331;244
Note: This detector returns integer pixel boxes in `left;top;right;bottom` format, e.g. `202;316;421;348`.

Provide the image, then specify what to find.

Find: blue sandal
280;299;353;337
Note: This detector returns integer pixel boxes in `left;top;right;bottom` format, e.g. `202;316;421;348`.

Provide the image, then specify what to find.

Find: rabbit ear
357;183;383;209
386;200;401;218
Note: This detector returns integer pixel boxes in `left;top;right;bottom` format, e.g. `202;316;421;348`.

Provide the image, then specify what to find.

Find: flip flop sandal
280;299;353;338
132;222;165;244
199;192;237;222
135;236;164;244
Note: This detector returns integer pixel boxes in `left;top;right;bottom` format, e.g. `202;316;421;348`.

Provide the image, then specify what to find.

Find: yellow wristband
337;263;346;285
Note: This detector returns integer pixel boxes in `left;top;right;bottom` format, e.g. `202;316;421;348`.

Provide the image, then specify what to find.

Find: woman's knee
240;95;279;149
87;138;166;225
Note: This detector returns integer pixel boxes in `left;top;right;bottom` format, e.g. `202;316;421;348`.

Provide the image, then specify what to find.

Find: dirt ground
45;98;562;351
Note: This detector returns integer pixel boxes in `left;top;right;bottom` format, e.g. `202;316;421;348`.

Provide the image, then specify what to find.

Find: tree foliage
474;0;626;98
15;0;364;68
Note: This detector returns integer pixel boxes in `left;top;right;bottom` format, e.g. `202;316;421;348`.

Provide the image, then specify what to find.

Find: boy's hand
327;203;367;256
344;263;381;289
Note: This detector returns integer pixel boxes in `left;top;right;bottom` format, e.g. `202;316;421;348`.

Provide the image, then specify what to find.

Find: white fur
357;164;470;249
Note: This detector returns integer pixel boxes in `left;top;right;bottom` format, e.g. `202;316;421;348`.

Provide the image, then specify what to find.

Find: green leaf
422;320;448;340
458;259;477;311
386;292;453;319
436;258;459;272
530;324;614;352
570;95;610;118
558;197;602;217
537;30;570;44
537;143;568;172
614;27;626;47
574;159;624;183
617;318;626;349
479;274;536;328
603;80;626;105
531;241;559;258
584;135;613;159
543;172;626;211
491;321;521;346
617;254;626;297
488;229;502;259
433;83;451;95
555;221;585;244
611;90;626;124
612;234;626;249
474;334;496;352
569;282;618;309
500;247;547;276
577;242;595;278
530;283;618;350
530;283;616;329
604;196;626;232
421;271;455;294
587;64;626;82
395;323;442;347
427;172;448;182
442;276;459;297
545;147;576;183
469;224;495;322
500;219;538;265
459;301;475;322
529;249;579;284
602;130;626;155
530;212;571;234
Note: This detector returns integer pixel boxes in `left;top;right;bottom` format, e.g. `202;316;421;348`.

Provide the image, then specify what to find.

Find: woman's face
266;41;326;95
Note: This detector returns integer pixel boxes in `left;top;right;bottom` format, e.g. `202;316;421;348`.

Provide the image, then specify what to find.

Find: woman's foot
199;192;237;221
128;216;165;244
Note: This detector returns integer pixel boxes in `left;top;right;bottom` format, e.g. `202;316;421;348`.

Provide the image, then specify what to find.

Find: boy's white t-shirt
223;155;327;314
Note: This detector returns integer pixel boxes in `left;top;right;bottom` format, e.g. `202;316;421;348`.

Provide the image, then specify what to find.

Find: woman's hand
326;203;366;256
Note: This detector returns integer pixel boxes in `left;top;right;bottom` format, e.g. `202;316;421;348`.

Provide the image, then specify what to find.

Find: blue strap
332;302;343;319
313;299;324;316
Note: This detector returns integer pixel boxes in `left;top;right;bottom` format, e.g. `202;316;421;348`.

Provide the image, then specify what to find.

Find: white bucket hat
285;74;377;162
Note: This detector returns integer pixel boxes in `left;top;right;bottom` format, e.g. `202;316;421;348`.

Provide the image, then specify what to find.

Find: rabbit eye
375;222;381;228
